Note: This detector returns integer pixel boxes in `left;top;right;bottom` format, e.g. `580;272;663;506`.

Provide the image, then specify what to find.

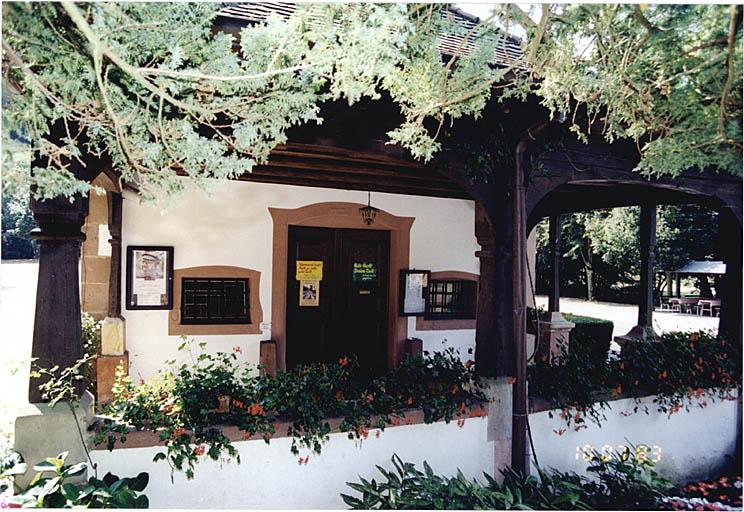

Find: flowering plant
95;340;486;479
529;330;741;432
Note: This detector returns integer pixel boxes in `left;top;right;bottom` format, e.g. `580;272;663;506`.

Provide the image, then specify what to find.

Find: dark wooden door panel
286;226;336;369
338;229;389;376
285;226;389;374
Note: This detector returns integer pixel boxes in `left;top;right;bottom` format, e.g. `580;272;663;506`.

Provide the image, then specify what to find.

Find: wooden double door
286;226;389;376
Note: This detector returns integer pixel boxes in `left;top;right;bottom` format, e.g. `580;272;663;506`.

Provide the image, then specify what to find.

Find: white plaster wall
90;416;492;509
529;392;740;483
122;181;479;379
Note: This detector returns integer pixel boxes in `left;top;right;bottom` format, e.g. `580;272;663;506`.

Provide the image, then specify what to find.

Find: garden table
669;297;700;314
697;299;721;316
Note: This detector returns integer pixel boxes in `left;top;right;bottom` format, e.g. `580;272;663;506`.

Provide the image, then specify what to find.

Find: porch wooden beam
238;173;471;199
250;164;459;187
638;202;656;326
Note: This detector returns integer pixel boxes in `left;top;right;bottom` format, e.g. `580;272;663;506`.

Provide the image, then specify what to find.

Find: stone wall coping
528;386;732;413
93;405;489;451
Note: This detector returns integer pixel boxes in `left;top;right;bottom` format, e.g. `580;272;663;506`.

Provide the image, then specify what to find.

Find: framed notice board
399;269;430;316
126;245;174;310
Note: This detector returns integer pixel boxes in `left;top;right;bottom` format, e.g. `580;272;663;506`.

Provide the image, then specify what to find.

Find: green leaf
64;462;87;477
102;472;119;486
130;472;149;492
135;494;150;509
60;483;80;501
32;461;58;473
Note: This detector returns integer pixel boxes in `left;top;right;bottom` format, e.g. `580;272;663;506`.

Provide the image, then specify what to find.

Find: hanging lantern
359;191;380;226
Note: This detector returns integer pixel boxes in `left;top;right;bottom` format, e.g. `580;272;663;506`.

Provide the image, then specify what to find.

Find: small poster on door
352;262;377;282
296;261;323;280
299;279;320;307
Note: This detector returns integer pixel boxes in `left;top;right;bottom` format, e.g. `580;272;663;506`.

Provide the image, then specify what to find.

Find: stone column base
96;353;128;405
260;340;277;377
101;316;125;355
406;337;423;359
13;391;95;489
614;325;660;354
536;312;575;363
484;377;514;482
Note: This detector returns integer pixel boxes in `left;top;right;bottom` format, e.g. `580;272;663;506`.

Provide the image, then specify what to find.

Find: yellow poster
299;279;320;307
296;260;323;280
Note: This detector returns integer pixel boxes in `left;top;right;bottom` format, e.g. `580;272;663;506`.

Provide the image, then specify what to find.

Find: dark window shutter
181;278;250;324
425;280;476;320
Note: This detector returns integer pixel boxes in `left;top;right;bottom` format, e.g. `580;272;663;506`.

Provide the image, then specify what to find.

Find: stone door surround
269;202;414;370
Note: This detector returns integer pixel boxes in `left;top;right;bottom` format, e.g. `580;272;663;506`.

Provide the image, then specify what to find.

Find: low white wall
121;181;479;380
90;416;492;509
529;392;740;483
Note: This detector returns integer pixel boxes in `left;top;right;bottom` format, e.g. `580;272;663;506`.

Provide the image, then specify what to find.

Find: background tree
533;205;721;302
1;177;37;260
1;139;37;260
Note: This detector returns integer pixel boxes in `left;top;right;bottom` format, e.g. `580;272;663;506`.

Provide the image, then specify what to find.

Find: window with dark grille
181;278;250;324
425;280;476;320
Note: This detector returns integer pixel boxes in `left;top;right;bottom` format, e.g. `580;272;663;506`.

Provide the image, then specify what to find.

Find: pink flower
0;497;20;509
233;346;242;354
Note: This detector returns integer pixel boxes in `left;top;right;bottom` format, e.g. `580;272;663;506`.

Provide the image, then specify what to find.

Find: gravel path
534;295;720;338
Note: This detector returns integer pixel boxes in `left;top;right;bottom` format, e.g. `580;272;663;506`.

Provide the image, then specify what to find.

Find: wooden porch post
474;200;513;377
615;202;659;345
717;208;743;475
107;192;123;319
548;214;562;312
718;208;742;346
638;203;657;326
615;202;658;345
537;213;574;363
28;192;88;402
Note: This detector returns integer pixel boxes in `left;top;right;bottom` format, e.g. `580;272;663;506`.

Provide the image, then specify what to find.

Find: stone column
98;192;128;405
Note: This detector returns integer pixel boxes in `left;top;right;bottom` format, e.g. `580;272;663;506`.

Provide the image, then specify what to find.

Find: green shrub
81;312;103;397
563;314;613;366
1;450;149;508
526;308;612;366
342;447;675;510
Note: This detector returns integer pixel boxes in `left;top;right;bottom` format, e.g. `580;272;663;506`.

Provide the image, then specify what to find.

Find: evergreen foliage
2;4;741;203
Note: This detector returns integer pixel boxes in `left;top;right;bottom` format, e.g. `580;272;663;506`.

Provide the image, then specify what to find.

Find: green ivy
95;340;486;480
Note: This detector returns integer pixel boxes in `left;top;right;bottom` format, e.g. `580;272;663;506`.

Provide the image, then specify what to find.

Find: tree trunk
697;276;713;298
